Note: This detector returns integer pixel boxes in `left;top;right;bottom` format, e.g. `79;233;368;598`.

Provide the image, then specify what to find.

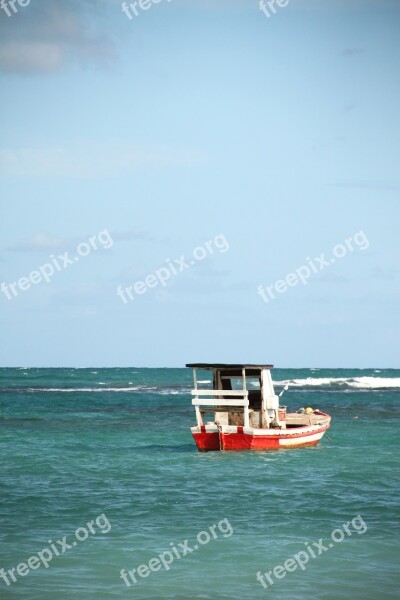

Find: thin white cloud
341;103;357;114
0;42;63;74
6;229;160;253
328;180;399;191
0;141;207;179
111;231;153;243
341;48;365;57
370;266;398;281
6;234;69;253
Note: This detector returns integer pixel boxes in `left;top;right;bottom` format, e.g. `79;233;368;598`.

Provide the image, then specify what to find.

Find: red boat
186;363;331;452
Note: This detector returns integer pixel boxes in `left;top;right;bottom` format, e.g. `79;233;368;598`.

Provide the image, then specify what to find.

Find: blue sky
0;0;399;367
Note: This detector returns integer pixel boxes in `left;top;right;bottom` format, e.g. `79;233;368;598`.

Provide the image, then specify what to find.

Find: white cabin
186;363;286;430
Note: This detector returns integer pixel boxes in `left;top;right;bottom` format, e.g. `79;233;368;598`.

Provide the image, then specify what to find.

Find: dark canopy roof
186;363;273;370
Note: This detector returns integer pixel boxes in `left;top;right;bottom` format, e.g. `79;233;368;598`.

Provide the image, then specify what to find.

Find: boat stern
191;424;220;452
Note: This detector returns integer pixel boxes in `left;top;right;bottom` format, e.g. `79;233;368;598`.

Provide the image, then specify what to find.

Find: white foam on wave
274;377;400;389
274;377;348;387
28;387;142;392
158;390;183;395
347;377;400;389
26;386;191;394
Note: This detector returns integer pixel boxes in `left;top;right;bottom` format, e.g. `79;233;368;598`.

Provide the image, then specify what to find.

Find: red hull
193;431;220;452
192;431;322;451
220;432;320;450
192;417;330;452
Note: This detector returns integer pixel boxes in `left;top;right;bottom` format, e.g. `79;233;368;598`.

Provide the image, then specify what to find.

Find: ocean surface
0;367;399;599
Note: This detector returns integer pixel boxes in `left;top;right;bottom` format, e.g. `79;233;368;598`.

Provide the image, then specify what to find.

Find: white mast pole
261;369;267;428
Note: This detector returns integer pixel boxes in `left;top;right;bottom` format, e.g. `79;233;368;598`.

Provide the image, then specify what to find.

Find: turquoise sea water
0;367;399;599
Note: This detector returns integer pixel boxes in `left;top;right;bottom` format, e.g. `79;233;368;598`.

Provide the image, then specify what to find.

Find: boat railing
192;388;248;397
191;389;250;427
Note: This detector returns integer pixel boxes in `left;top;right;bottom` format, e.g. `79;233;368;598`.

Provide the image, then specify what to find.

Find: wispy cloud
0;141;207;179
5;229;158;254
6;234;70;253
328;180;399;192
341;48;365;57
0;0;116;74
370;266;398;281
313;273;352;284
111;231;154;243
0;42;64;74
341;103;357;114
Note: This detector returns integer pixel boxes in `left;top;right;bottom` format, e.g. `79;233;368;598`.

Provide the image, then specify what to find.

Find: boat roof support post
242;368;249;428
195;405;203;427
215;368;221;391
193;368;197;391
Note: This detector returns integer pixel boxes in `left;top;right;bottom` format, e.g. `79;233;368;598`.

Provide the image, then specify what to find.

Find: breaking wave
26;387;142;393
17;386;191;395
274;377;400;390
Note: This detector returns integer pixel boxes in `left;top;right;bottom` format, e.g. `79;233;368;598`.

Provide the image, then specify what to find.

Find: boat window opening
224;377;262;411
219;376;260;389
220;376;232;390
248;390;262;411
229;378;243;390
202;411;215;423
248;378;261;389
195;370;214;389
